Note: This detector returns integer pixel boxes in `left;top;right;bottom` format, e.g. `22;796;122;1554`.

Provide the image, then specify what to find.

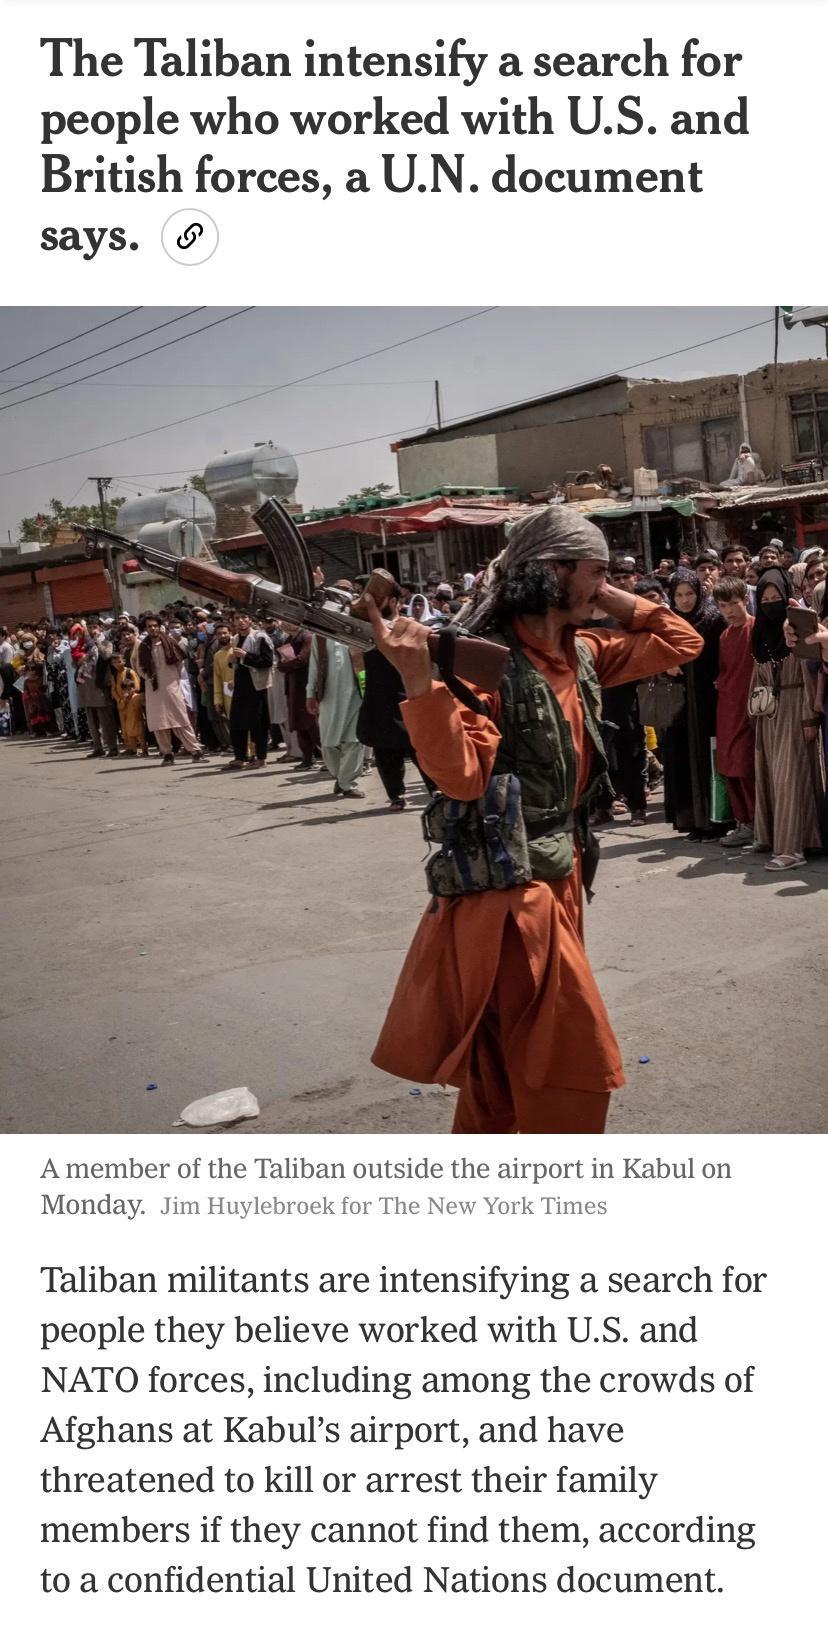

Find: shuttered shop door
48;565;112;615
0;579;45;623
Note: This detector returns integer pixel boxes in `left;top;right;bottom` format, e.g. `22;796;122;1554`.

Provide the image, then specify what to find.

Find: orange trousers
451;916;611;1135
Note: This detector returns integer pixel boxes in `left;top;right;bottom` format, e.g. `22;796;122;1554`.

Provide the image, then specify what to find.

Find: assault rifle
77;497;510;691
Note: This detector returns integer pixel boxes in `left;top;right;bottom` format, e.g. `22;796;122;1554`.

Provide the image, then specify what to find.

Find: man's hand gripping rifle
77;497;510;693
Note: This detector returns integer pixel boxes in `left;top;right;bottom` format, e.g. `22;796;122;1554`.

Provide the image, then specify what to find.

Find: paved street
2;734;826;1136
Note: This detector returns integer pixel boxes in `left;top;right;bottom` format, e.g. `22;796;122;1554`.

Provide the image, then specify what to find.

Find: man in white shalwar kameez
307;631;364;798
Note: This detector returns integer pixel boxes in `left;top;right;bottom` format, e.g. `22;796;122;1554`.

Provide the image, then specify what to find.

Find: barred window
790;391;828;458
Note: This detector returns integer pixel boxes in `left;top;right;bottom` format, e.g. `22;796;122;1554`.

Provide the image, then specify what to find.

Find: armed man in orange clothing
368;506;704;1134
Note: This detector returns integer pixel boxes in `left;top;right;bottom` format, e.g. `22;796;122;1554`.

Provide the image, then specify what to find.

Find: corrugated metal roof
716;480;828;510
569;497;697;520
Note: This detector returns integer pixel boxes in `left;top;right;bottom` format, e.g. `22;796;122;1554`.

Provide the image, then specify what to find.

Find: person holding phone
750;571;824;871
713;577;756;847
660;568;726;841
786;580;828;848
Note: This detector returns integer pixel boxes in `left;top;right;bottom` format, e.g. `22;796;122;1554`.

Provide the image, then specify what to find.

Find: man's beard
495;560;571;619
494;559;602;626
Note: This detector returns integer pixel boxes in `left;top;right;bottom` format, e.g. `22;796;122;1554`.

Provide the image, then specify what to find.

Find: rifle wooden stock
176;557;259;607
77;525;510;691
428;630;509;693
350;568;509;692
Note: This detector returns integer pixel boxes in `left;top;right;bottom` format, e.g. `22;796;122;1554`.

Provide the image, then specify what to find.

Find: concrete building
0;543;113;625
394;359;828;496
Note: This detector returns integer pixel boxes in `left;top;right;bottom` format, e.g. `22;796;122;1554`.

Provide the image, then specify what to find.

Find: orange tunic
371;599;703;1126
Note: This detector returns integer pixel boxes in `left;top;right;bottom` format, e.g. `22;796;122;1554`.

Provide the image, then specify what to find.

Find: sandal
764;854;806;871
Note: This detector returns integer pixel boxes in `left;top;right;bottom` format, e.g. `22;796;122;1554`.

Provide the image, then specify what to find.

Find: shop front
298;494;535;587
715;479;828;556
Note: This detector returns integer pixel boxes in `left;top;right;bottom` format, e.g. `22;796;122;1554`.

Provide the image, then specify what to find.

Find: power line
0;308;143;376
389;312;799;445
1;308;810;486
0;307;255;416
0;308;499;479
0;307;208;400
66;477;93;504
292;310;815;464
123;347;823;484
281;381;811;465
69;378;437;389
108;327;811;480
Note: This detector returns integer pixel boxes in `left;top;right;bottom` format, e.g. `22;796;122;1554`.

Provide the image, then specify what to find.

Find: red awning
298;498;534;541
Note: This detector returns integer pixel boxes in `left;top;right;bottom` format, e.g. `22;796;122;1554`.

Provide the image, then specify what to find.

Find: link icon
161;210;219;265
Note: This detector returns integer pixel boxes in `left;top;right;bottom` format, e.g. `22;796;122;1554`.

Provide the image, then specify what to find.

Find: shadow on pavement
597;833;689;861
232;807;394;837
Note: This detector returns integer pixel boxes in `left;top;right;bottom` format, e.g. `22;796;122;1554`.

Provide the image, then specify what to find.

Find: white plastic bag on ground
173;1087;259;1128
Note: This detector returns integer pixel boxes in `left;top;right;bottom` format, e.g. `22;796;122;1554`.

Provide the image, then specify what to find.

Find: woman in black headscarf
751;567;824;869
660;567;726;839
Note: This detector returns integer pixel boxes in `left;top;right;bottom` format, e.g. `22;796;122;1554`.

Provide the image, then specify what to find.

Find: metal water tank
116;487;216;542
203;442;299;509
137;519;205;558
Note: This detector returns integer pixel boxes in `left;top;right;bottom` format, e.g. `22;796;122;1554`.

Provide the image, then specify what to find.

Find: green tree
156;477;208;495
18;495;125;544
338;482;395;506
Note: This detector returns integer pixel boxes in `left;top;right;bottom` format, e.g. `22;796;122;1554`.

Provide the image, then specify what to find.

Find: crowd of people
598;535;828;870
0;570;471;809
2;539;828;869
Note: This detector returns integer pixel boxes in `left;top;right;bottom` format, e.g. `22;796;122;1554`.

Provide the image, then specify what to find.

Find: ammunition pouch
423;773;533;898
423;784;600;902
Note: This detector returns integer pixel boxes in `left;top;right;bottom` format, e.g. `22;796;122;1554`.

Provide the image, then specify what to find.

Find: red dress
716;618;755;778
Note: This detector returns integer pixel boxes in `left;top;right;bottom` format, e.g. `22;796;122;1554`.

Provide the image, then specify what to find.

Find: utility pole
434;379;443;430
770;308;781;479
92;474;122;611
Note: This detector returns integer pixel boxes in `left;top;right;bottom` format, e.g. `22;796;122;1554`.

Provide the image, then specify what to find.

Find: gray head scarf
455;505;609;632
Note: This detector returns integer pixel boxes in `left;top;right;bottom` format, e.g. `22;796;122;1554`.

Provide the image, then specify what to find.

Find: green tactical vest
491;627;610;884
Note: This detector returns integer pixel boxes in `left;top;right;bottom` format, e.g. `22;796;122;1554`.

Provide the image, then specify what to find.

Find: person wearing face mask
198;616;231;754
660;568;726;840
62;623;90;745
712;577;756;846
17;633;56;737
167;617;197;727
260;612;291;753
76;625;120;758
794;579;828;849
44;626;70;739
750;569;824;870
211;621;237;751
187;610;217;749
